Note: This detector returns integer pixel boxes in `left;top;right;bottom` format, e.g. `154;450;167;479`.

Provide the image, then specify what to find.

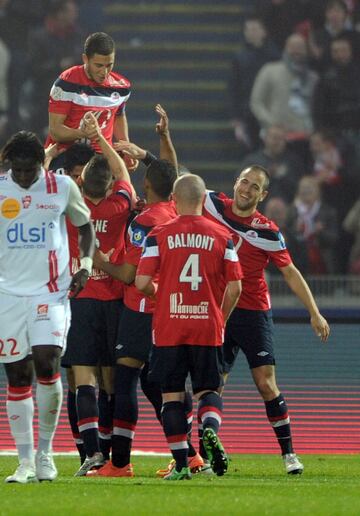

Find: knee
256;377;278;399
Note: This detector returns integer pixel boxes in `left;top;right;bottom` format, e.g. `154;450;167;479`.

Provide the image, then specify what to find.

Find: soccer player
203;165;330;474
62;113;136;476
135;174;243;480
0;131;95;483
45;32;136;172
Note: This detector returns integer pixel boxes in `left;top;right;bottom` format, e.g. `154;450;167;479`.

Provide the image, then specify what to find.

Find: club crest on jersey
22;195;32;209
132;228;146;246
111;91;120;101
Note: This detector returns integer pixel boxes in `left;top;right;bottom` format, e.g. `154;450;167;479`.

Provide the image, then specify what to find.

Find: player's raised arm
155;104;178;169
279;263;330;342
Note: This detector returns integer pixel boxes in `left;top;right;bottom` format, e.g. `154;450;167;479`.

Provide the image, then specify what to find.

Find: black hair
82;155;112;198
64;143;95;173
145;159;178;199
84;32;115;58
1;131;45;165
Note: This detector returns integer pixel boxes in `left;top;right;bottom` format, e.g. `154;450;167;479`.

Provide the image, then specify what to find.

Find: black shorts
148;345;224;394
223;308;275;372
62;298;123;367
115;306;152;362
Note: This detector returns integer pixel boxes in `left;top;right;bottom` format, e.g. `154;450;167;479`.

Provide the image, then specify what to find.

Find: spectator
308;0;360;70
27;0;83;137
343;198;360;273
250;33;318;167
255;0;306;50
0;31;9;138
0;0;47;133
287;176;339;274
313;36;360;135
239;125;304;207
229;16;280;153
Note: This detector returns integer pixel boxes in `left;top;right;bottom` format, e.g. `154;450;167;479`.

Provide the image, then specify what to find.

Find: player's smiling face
11;157;42;189
233;168;268;216
83;52;115;84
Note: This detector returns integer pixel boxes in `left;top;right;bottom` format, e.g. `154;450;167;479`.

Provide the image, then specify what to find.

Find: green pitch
0;454;359;515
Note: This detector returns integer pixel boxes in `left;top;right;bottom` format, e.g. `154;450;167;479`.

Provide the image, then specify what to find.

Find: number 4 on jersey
179;254;202;291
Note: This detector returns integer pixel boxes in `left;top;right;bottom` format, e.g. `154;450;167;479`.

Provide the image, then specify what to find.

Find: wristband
80;256;93;274
142;151;158;166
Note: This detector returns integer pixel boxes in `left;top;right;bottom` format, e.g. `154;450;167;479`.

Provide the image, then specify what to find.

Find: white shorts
0;291;71;364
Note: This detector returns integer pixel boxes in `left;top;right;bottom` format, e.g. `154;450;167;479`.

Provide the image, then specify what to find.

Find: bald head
173;174;206;214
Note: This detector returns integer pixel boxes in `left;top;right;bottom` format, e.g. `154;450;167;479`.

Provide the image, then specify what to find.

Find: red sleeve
137;233;160;277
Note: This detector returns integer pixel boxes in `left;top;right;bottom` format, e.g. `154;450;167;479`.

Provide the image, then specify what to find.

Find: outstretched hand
155;104;169;136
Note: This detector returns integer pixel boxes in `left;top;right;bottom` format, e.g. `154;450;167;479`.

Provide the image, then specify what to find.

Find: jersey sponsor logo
6;221;54;249
132;228;146;246
22;195;32;209
1;198;21;219
169;292;209;320
36;203;60;212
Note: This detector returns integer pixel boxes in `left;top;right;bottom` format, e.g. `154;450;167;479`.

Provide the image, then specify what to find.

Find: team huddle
0;32;330;484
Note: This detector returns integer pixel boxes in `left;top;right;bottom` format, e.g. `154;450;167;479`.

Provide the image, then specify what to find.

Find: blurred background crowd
1;0;360;277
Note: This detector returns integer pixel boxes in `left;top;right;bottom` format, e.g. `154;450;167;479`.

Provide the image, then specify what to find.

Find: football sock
36;373;63;454
98;389;114;461
265;393;294;455
67;388;85;463
112;364;140;468
6;385;34;461
198;391;223;434
76;384;99;457
140;364;162;423
162;401;189;471
183;391;196;457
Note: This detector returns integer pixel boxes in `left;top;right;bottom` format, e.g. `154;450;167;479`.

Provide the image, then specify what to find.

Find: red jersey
137;215;243;347
124;201;177;313
46;65;131;153
67;180;132;300
203;191;292;311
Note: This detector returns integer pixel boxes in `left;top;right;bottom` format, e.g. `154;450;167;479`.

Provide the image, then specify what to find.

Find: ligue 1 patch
1;198;21;219
132;228;146;246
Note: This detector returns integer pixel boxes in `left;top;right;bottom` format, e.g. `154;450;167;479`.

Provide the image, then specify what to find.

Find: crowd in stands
229;0;360;275
0;0;359;276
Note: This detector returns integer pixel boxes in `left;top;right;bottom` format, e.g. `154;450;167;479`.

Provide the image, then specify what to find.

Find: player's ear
82;53;88;66
259;189;268;203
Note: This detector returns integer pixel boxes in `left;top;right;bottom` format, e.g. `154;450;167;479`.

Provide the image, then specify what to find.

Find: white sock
6;385;34;462
36;374;63;453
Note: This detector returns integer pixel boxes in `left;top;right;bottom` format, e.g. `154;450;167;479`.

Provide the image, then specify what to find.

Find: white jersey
0;169;90;296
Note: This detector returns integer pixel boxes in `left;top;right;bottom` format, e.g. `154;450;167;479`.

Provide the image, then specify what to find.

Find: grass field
0;454;359;515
